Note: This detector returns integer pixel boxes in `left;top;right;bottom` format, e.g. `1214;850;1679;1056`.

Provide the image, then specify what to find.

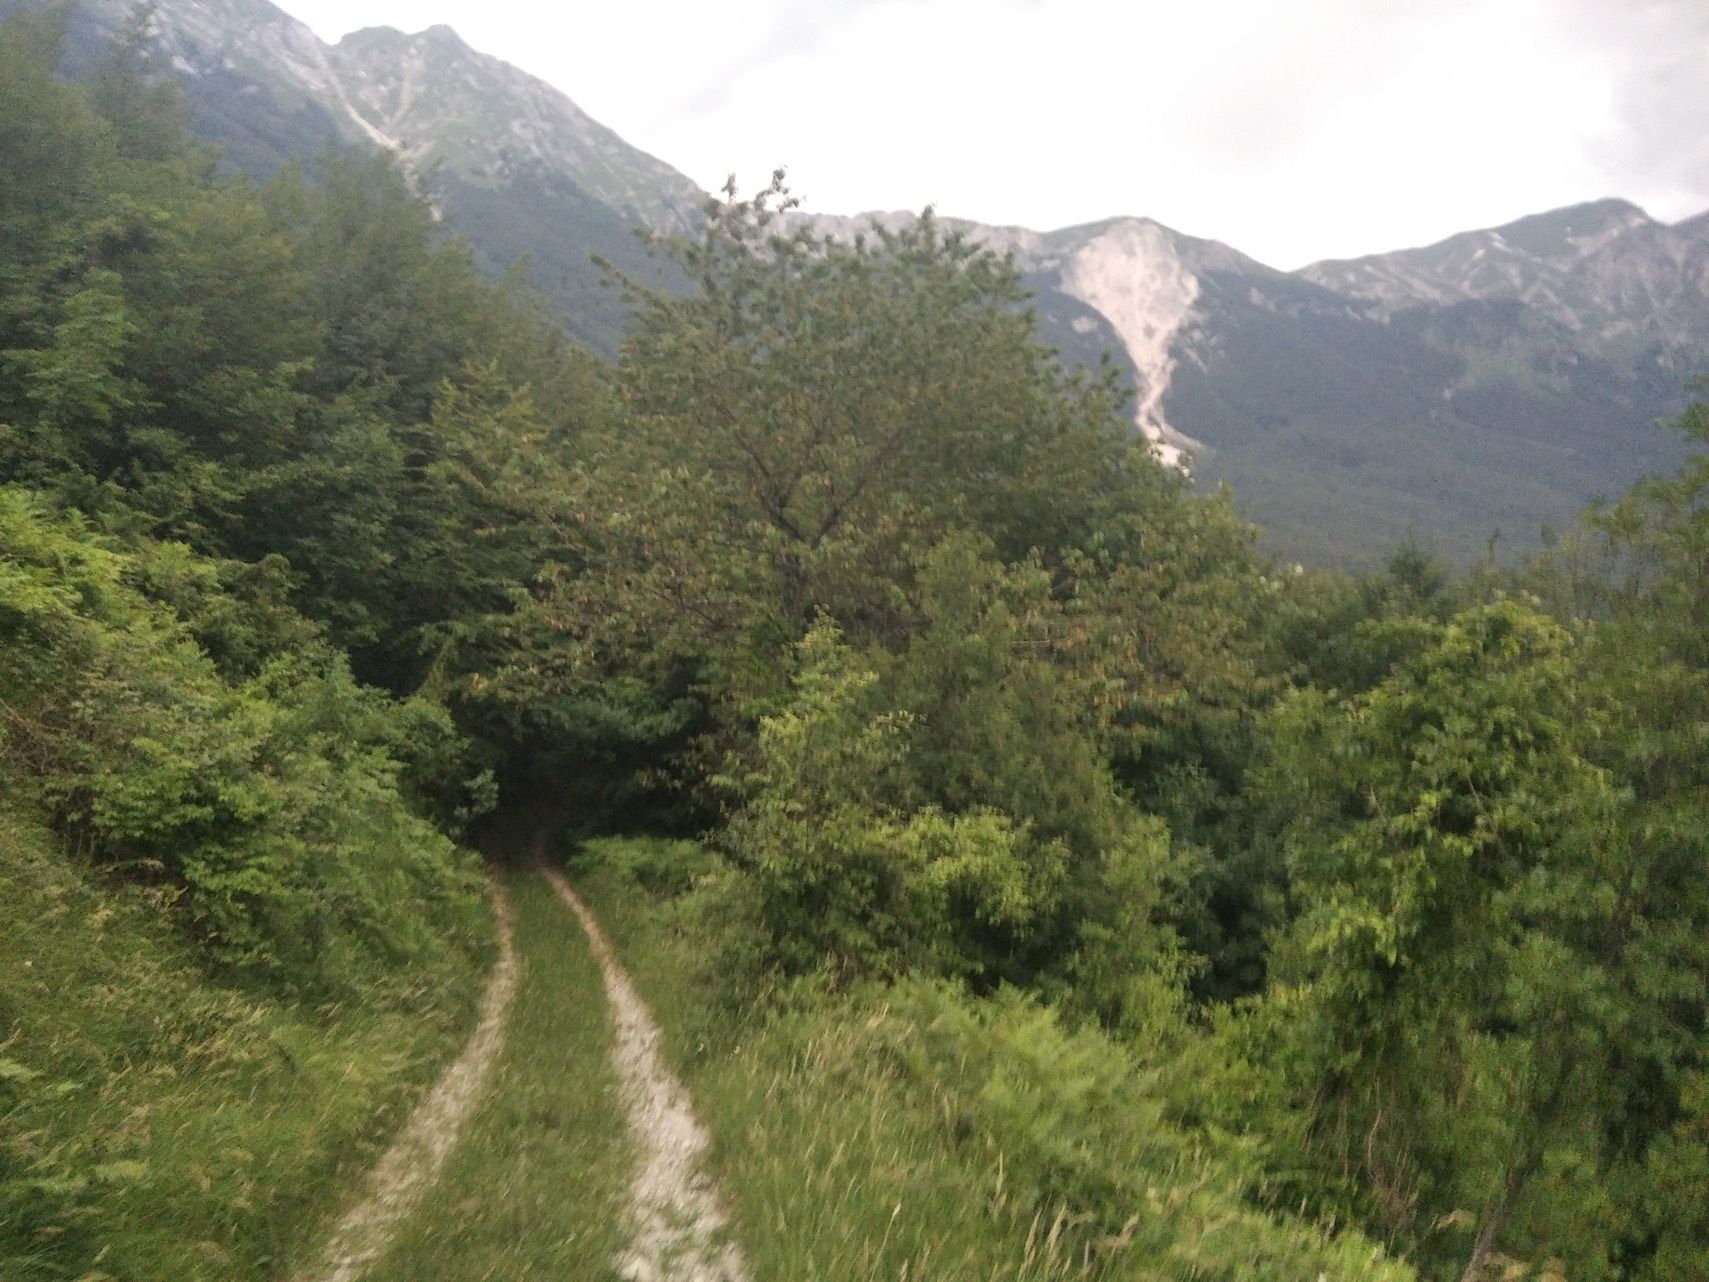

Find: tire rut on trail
545;868;752;1282
297;881;518;1282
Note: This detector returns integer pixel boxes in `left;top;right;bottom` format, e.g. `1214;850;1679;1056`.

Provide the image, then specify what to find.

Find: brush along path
297;882;519;1282
545;868;752;1282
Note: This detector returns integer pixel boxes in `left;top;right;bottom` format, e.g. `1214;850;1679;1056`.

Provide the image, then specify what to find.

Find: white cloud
276;0;1709;266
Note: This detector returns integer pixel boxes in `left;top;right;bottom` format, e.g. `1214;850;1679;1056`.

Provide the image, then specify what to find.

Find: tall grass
0;806;486;1282
570;836;1412;1282
572;839;1099;1281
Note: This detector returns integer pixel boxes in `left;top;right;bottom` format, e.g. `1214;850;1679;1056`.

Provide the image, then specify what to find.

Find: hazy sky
277;0;1708;268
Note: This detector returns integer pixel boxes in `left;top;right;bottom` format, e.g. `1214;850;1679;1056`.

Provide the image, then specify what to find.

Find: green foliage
1260;586;1709;1278
874;979;1413;1281
4;13;1704;1273
1271;542;1463;696
1561;395;1709;1280
0;10;105;262
715;623;1057;983
546;178;1265;994
708;577;1189;1001
0;489;488;995
0;21;606;705
0;807;484;1282
572;841;1413;1282
548;176;1199;748
1588;391;1709;662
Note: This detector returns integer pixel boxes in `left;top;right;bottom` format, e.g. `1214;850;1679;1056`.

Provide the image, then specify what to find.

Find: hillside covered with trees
2;11;1706;1280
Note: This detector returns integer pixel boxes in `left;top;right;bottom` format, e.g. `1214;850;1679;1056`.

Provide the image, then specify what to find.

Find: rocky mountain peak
1296;197;1708;349
419;23;467;48
67;0;705;234
91;0;332;95
323;18;702;232
1489;197;1654;263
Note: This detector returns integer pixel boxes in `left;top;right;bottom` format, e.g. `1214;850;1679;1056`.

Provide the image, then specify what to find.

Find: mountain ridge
38;0;702;347
33;0;1709;565
1298;198;1709;350
327;21;703;234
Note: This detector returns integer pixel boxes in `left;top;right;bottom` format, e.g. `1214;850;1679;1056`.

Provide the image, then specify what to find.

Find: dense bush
572;839;1413;1281
0;489;488;996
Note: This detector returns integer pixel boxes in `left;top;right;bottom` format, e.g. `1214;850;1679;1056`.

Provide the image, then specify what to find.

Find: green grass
361;870;630;1282
570;837;1114;1280
569;835;1414;1282
0;805;487;1282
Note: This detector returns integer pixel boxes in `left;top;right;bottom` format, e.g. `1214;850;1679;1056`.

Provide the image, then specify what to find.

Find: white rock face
1054;220;1205;468
793;211;1216;469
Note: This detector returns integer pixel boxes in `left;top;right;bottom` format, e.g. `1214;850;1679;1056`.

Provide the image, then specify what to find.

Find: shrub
0;488;487;997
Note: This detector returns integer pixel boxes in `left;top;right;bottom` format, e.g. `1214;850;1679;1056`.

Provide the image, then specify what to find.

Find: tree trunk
1458;1140;1543;1282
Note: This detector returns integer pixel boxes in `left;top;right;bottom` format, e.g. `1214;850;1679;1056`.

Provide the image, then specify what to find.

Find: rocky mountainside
328;24;702;233
794;210;1276;467
48;0;701;348
60;0;701;228
799;203;1704;562
1302;199;1709;348
1179;201;1707;563
33;0;1709;565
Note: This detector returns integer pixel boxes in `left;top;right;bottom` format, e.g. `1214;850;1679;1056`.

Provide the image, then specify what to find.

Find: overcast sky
277;0;1708;268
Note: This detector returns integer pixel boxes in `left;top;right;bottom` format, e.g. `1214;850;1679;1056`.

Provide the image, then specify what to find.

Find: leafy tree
1264;594;1707;1280
555;177;1155;712
1563;396;1709;1279
542;172;1279;857
705;531;1189;1005
714;622;1051;982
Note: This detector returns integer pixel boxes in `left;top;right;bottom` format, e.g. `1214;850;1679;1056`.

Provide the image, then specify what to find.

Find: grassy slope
0;805;486;1282
569;837;1412;1282
361;870;630;1282
568;840;1064;1282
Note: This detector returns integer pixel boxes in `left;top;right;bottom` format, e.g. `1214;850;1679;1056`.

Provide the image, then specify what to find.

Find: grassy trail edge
357;869;635;1281
296;881;518;1282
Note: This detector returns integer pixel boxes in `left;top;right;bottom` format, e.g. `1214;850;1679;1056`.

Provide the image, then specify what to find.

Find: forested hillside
2;11;1706;1281
1;15;581;1275
40;0;1709;568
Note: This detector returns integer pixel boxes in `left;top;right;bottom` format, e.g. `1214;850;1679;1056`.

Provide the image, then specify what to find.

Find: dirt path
545;869;751;1282
297;883;519;1282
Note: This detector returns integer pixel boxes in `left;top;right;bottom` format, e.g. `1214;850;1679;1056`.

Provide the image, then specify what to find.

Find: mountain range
33;0;1709;566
